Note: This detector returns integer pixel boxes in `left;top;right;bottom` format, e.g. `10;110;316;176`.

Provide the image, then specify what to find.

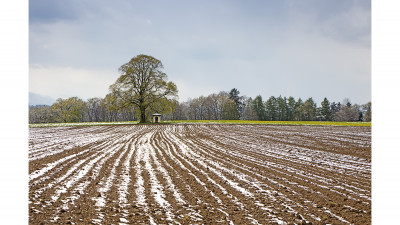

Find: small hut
152;113;162;123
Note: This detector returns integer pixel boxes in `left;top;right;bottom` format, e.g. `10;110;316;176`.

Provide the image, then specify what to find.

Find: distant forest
29;88;371;124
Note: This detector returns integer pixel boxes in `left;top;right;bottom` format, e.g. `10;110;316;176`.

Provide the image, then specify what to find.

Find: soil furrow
29;124;371;224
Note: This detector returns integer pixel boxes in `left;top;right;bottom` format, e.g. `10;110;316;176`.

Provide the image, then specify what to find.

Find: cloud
29;0;81;23
285;0;371;47
29;0;371;104
29;64;119;100
164;24;371;103
29;1;157;69
270;32;371;103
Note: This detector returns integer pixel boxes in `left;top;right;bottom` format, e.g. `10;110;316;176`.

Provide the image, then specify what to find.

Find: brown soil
29;124;371;224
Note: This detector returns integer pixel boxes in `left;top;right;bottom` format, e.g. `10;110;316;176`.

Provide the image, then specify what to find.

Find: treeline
29;95;138;124
29;88;371;123
170;89;371;122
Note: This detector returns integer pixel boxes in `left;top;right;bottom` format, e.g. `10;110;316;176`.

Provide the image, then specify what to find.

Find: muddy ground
29;124;371;224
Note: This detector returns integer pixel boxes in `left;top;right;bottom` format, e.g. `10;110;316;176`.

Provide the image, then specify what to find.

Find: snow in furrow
216;132;370;174
165;130;253;224
56;140;127;215
152;130;207;222
32;156;89;204
201;133;370;202
29;137;125;212
323;207;351;224
52;128;141;223
174;131;294;223
29;126;107;161
149;134;185;205
29;147;92;181
182;138;253;197
30;156;80;188
134;132;156;225
143;140;174;221
50;141;126;223
29;124;370;224
189;126;362;221
263;148;368;202
208;125;367;220
161;130;234;221
117;138;136;224
50;139;124;204
91;135;135;224
31;138;113;186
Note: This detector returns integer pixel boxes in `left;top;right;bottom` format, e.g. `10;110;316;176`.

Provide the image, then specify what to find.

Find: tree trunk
140;106;146;123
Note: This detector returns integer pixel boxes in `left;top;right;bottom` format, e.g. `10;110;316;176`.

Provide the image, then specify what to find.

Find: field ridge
29;124;371;224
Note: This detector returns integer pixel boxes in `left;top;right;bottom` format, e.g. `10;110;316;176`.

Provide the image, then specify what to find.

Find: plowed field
29;124;371;224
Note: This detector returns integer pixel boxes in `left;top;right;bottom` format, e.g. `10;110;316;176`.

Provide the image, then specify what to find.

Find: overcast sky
29;0;371;105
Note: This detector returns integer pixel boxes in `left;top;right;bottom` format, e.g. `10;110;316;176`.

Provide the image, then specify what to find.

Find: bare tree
87;97;104;122
362;102;372;122
29;105;55;123
241;97;258;120
333;99;361;121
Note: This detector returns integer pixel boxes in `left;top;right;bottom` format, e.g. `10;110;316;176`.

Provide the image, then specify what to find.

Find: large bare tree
109;55;178;123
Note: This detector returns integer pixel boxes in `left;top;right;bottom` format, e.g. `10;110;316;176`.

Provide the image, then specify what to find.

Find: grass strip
165;120;371;126
30;120;370;127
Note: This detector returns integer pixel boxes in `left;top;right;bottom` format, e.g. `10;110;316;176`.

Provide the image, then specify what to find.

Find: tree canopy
51;97;86;123
109;55;178;123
